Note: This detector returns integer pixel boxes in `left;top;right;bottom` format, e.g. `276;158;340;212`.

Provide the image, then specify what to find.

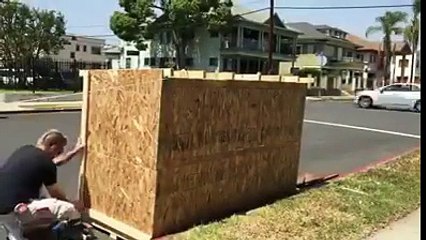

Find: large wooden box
80;69;307;239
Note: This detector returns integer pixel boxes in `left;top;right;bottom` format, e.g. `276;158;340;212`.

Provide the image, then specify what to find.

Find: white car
354;83;421;112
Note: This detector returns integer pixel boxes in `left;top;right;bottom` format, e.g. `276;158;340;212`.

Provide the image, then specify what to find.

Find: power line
65;4;415;29
49;3;417;37
67;25;107;29
275;4;414;10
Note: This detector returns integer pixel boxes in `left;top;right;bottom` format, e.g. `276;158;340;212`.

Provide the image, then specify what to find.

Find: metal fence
0;59;111;92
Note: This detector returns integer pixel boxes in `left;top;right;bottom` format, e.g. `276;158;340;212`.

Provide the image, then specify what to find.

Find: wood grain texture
153;79;306;236
82;70;307;238
84;69;163;235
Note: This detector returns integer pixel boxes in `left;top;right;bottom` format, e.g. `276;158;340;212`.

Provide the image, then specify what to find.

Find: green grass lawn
175;150;420;240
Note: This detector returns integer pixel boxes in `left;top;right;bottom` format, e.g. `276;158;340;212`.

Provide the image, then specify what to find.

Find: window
370;54;376;63
409;84;421;91
76;45;80;51
209;30;219;38
126;50;139;56
296;46;302;54
91;46;102;55
83;45;87;52
186;58;194;66
159;57;167;67
382;84;410;92
71;36;77;41
144;58;150;66
150;58;156;66
398;59;409;68
209;57;218;66
125;57;131;68
70;52;75;59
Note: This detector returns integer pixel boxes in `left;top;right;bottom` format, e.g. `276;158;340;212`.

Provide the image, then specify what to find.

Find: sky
21;0;415;44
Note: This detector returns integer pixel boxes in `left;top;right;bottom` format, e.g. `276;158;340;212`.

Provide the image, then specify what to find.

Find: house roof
103;45;121;54
231;5;301;34
285;22;329;39
232;5;269;24
314;24;348;34
346;34;411;53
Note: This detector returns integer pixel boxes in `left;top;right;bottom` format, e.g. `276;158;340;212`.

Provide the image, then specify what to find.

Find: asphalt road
0;101;420;238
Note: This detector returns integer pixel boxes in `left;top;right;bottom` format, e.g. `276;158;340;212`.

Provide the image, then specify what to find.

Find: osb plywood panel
84;69;163;235
153;80;306;236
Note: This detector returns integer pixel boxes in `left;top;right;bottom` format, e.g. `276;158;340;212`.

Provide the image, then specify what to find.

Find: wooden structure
79;69;307;239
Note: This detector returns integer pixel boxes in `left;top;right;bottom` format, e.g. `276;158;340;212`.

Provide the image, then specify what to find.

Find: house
346;34;384;88
347;34;418;86
389;43;419;83
48;34;107;63
285;22;367;91
102;44;122;69
113;5;301;74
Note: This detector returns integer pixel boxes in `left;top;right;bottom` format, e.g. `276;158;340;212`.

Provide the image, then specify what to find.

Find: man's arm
45;183;69;202
53;147;81;166
54;138;85;166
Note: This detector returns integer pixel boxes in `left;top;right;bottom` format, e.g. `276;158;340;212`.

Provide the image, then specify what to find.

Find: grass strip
177;150;420;240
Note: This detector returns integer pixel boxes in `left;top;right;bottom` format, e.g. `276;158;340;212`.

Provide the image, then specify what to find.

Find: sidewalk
0;101;82;113
306;95;355;101
367;209;420;240
0;95;353;113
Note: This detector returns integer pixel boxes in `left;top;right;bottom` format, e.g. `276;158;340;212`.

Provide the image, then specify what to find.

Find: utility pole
267;0;274;74
409;21;416;84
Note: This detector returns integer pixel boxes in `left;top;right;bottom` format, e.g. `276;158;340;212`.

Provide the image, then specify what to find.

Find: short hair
36;129;68;147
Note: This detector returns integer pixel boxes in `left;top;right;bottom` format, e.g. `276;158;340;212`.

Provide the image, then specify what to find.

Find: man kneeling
0;129;85;225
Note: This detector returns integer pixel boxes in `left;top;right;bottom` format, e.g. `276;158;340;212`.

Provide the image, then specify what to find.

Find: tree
110;0;234;69
365;11;408;82
404;0;420;83
0;1;66;69
0;0;66;88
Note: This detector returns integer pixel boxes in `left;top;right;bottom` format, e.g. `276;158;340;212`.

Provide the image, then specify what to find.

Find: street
0;101;420;197
0;101;420;239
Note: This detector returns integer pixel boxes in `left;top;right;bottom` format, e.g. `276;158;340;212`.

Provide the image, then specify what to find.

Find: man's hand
72;138;85;154
71;200;85;212
53;138;86;166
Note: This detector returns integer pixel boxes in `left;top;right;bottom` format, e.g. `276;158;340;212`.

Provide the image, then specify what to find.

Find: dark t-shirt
0;145;57;214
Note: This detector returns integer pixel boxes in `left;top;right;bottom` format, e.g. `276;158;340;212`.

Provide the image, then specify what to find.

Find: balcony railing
242;39;260;51
342;56;363;63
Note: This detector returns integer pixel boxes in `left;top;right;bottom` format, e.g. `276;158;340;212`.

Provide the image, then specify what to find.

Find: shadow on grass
159;175;339;239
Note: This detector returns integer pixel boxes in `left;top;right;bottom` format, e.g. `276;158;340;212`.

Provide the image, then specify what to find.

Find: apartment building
112;5;301;74
286;22;367;91
346;34;384;88
389;45;419;83
347;35;418;87
48;34;107;63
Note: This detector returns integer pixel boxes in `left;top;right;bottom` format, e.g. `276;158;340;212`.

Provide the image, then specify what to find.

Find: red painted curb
334;145;421;181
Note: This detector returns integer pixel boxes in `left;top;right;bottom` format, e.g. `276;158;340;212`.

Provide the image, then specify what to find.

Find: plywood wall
83;69;164;235
153;79;306;236
81;69;307;238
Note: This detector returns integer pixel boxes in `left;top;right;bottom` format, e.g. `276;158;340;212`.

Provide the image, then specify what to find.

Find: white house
390;52;420;83
111;5;301;74
48;34;107;63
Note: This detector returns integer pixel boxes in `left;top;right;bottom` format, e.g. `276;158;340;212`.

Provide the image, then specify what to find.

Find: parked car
354;83;421;112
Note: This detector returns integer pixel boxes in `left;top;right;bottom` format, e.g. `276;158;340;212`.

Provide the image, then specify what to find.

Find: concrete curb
0;108;81;115
333;146;420;181
306;96;355;102
1;96;354;114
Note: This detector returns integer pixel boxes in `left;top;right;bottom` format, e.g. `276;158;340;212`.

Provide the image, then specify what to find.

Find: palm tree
404;0;420;83
365;11;408;84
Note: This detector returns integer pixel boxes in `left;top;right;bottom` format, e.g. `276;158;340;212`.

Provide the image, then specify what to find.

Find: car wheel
414;100;421;112
358;96;372;108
